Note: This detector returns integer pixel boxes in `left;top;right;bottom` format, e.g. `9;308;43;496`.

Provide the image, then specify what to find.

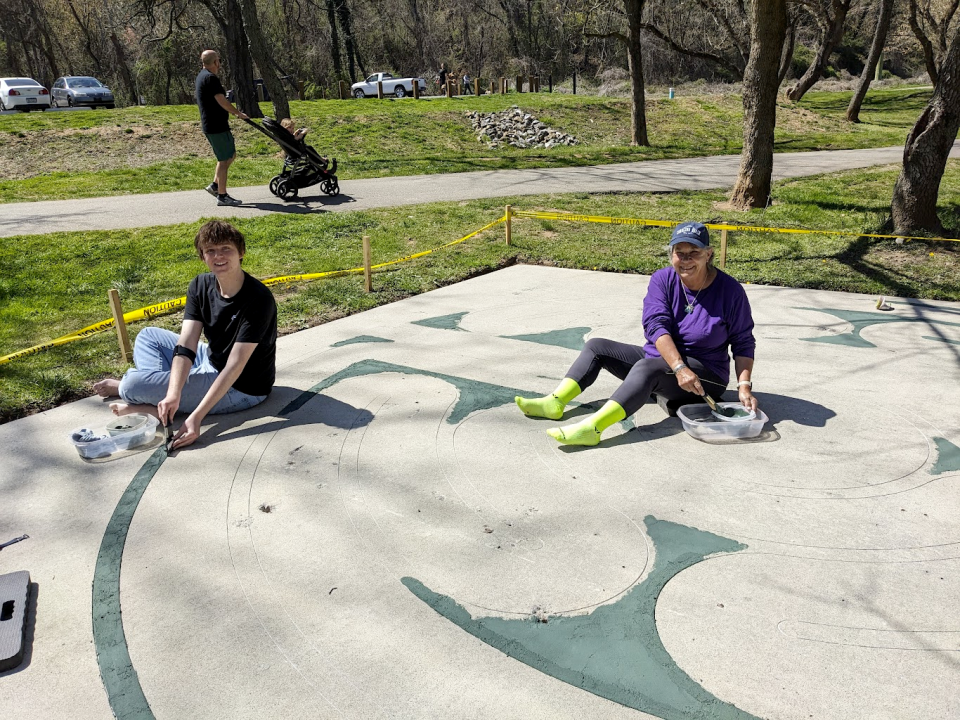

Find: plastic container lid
70;414;159;459
676;402;768;441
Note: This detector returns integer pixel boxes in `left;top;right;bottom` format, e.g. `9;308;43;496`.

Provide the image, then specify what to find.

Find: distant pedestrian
437;63;448;93
195;49;249;207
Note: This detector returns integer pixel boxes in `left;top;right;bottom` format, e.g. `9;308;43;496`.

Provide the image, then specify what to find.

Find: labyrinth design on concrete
91;268;960;720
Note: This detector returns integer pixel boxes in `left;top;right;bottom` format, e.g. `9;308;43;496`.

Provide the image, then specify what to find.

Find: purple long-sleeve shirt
642;267;756;382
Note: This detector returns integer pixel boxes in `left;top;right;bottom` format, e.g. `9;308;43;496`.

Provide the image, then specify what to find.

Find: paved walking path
2;265;959;719
4;143;959;237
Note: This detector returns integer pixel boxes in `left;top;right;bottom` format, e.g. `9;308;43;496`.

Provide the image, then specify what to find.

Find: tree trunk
238;0;290;119
777;16;797;86
846;0;894;122
623;0;649;146
220;0;260;116
325;0;344;80
730;0;787;210
110;32;138;106
786;0;852;102
891;27;960;234
908;0;940;84
333;0;360;82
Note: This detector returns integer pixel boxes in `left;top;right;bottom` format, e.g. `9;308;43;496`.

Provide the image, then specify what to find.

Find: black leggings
564;338;726;417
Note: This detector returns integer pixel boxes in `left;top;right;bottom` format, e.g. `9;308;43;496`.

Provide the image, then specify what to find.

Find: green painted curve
92;447;166;720
931;437;960;475
798;307;960;349
412;311;470;331
403;516;759;719
331;335;395;347
92;389;315;720
500;326;592;351
291;359;539;425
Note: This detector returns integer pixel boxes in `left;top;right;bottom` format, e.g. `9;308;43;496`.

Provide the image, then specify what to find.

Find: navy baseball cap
668;222;710;248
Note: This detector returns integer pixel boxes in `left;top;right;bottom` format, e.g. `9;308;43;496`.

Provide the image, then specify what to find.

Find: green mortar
288;358;539;424
412;311;470;331
331;335;395;347
500;326;592;351
931;437;960;475
799;307;960;349
92;447;165;720
404;515;759;719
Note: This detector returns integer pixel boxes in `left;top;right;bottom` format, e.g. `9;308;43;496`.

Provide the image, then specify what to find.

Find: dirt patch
0;122;212;180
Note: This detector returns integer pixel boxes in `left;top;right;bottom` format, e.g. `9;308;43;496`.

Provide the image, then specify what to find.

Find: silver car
51;76;115;109
0;77;51;111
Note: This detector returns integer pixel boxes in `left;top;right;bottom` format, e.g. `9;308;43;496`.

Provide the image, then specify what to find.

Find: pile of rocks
467;107;577;149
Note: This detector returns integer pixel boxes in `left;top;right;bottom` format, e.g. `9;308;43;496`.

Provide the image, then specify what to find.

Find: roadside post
505;206;512;246
107;289;132;363
720;229;729;269
474;78;481;96
413;80;420;99
516;75;523;93
446;80;453;98
298;80;305;100
362;237;373;292
338;81;348;99
377;81;384;99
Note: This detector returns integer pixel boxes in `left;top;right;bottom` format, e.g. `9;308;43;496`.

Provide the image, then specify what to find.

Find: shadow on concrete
176;385;374;451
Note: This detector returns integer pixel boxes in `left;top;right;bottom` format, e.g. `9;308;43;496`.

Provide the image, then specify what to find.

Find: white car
0;77;51;111
351;72;427;99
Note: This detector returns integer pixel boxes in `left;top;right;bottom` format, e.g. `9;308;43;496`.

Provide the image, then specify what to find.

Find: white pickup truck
351;72;427;99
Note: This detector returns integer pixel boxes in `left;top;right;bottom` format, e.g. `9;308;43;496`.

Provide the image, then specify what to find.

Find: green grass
0;86;931;202
2;158;958;422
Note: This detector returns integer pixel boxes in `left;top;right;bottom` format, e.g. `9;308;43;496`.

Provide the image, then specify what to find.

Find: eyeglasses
673;249;704;261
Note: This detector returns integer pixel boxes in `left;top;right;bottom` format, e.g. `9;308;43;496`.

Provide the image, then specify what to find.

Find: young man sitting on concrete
93;220;277;450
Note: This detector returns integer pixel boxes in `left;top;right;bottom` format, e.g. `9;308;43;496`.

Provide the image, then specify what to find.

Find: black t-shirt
438;67;447;84
196;68;229;134
184;272;277;396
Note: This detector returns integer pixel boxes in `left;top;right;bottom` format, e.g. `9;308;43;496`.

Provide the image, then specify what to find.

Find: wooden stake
338;80;348;99
499;77;505;94
490;80;495;95
516;75;523;93
720;229;728;269
108;289;132;364
413;79;420;99
474;78;481;96
446;79;453;98
505;205;512;246
297;80;305;100
362;236;372;292
377;80;384;99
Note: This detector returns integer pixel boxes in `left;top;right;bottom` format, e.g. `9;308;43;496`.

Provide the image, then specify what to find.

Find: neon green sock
546;400;626;447
516;378;582;420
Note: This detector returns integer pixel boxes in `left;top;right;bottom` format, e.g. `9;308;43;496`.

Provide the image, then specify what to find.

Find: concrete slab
1;265;959;719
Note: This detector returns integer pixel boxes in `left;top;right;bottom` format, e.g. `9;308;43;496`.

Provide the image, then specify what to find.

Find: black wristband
172;344;197;363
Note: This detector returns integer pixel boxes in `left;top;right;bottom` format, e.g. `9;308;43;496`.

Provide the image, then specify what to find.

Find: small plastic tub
70;414;159;459
676;402;768;441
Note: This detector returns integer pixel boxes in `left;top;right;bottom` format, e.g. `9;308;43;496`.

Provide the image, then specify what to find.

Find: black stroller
244;117;339;201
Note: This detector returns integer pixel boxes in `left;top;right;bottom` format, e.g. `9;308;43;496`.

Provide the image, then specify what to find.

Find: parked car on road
0;77;50;111
51;76;115;108
351;72;426;99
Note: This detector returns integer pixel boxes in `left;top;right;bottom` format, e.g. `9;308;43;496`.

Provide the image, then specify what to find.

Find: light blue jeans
118;327;267;415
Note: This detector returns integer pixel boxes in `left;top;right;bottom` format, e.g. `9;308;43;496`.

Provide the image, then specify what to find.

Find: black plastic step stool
0;571;30;672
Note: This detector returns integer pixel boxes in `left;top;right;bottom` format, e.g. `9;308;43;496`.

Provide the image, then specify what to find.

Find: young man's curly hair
194;220;246;261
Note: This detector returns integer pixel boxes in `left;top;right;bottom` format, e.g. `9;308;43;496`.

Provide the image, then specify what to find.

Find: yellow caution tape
0;216;506;366
511;210;960;243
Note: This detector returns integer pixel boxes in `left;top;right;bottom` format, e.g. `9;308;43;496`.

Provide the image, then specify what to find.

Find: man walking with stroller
196;50;248;207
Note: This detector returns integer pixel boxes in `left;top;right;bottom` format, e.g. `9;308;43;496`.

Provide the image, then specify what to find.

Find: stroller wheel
269;176;282;196
277;180;298;201
327;180;340;197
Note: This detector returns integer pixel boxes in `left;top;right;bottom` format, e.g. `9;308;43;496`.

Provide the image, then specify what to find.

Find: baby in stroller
243;115;339;200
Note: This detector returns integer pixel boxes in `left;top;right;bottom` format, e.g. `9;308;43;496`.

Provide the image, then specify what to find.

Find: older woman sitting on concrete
515;221;758;446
